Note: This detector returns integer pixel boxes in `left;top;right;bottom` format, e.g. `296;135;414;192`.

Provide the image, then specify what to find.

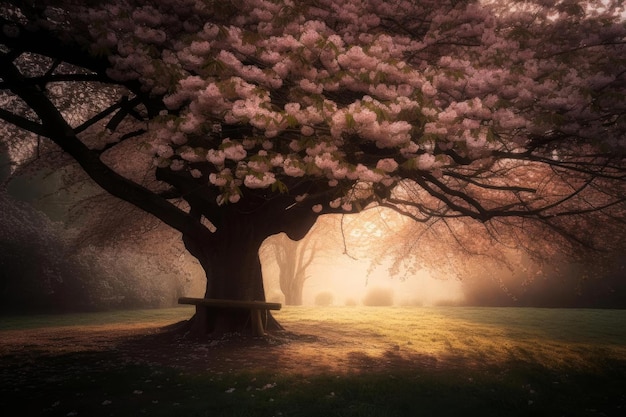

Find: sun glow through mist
261;211;465;308
302;258;464;307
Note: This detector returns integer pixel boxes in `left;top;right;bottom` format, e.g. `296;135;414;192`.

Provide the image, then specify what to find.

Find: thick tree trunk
180;208;304;337
167;190;320;338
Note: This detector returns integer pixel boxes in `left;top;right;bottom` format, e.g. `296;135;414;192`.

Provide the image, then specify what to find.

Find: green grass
1;306;625;416
0;306;195;330
275;306;626;370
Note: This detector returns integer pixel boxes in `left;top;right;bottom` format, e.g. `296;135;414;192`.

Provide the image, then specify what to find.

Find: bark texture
178;196;319;337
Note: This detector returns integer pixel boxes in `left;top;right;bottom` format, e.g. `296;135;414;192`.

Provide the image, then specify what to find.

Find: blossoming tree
1;0;624;335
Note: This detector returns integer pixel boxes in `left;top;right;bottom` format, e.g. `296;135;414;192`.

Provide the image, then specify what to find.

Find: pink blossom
59;0;625;211
248;160;270;172
170;159;184;171
314;153;339;171
438;108;458;123
300;126;314;136
356;164;383;182
131;7;162;26
178;146;205;163
207;149;225;166
244;172;276;188
189;40;211;55
179;113;203;133
251;7;273;22
299;79;323;94
209;173;228;187
156;145;174;159
421;81;437;97
376;158;399;173
283;158;306;177
270;154;284;166
414;153;436;170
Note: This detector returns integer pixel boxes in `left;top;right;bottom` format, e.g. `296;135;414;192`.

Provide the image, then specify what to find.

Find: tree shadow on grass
2;322;626;417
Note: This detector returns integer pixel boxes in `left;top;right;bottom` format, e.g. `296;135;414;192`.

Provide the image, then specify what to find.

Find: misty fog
2;165;625;313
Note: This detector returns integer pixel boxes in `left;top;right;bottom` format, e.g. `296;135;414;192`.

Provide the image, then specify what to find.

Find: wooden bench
178;297;281;336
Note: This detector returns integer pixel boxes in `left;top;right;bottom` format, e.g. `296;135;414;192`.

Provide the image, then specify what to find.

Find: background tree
347;200;626;307
260;232;319;305
1;0;625;335
261;214;356;305
0;191;75;311
0;187;203;312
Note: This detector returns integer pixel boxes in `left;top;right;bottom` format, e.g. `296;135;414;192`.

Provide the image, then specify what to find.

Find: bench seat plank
178;297;281;310
178;297;281;336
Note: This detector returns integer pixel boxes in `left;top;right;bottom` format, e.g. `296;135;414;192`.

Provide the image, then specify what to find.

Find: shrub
314;291;334;306
363;287;394;306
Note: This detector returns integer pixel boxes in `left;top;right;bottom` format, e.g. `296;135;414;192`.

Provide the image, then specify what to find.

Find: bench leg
187;305;210;336
250;309;265;336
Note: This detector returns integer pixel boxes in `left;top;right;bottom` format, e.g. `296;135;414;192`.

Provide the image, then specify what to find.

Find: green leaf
345;113;356;129
401;159;417;170
271;179;289;194
204;59;226;75
285;115;299;128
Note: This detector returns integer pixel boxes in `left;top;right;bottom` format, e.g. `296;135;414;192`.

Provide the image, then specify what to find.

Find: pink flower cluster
77;0;625;211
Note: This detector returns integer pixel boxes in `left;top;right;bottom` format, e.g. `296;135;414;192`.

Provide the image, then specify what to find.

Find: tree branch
0;52;202;237
0;107;46;136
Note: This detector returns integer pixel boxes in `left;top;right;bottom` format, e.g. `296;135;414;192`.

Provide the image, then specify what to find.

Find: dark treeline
462;256;626;309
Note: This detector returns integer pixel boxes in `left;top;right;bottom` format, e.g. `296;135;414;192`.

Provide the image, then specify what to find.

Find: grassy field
1;306;625;416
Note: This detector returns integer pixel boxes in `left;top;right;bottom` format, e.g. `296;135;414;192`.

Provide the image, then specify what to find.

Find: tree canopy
1;0;625;329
